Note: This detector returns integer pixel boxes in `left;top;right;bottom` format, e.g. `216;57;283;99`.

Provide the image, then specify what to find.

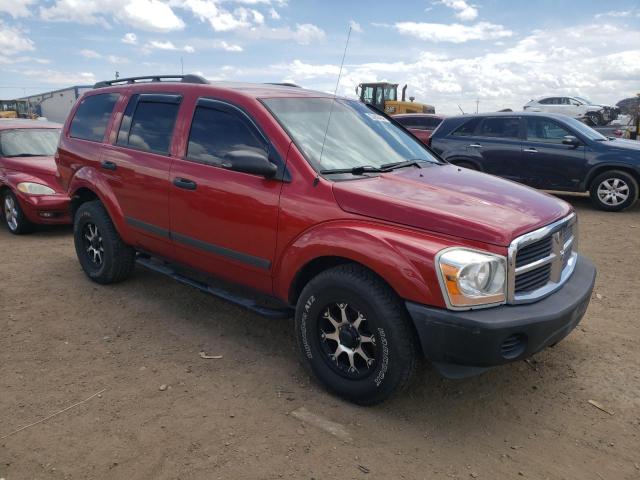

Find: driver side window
187;105;267;166
526;118;572;144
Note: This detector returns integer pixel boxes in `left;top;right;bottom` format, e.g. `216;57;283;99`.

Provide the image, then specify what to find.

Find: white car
523;96;618;126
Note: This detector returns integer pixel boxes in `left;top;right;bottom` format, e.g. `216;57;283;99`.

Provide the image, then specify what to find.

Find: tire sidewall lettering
300;294;315;359
374;327;389;387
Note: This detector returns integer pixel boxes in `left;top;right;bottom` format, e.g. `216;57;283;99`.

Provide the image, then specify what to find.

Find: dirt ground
1;195;639;480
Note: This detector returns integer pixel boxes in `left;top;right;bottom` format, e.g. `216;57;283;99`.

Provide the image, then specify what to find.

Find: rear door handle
173;177;197;190
468;143;482;148
101;160;117;171
523;148;538;153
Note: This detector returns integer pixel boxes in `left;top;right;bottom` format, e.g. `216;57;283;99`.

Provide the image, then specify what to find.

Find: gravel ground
0;195;639;480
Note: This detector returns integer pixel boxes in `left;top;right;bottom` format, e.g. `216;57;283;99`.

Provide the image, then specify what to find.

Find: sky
0;0;639;114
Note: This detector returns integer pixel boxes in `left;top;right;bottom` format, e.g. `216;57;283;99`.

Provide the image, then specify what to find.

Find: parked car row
1;75;630;405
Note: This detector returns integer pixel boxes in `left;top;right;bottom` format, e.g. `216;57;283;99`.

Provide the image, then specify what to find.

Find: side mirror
223;150;277;178
562;135;580;147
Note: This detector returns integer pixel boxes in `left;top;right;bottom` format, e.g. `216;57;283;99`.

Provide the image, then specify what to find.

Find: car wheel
295;263;418;405
587;112;603;126
589;170;639;212
74;200;136;284
454;161;479;171
2;190;34;234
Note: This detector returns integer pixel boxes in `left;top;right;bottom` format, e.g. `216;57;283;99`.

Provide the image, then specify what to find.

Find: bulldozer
0;100;29;119
356;82;435;115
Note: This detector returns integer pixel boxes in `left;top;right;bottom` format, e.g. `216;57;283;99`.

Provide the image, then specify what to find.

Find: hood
602;138;640;152
1;155;58;176
332;164;571;246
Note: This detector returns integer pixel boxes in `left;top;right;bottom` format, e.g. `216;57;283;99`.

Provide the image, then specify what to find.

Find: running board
136;257;293;319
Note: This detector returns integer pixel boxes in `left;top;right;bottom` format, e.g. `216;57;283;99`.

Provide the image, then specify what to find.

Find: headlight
437;248;507;309
16;182;56;195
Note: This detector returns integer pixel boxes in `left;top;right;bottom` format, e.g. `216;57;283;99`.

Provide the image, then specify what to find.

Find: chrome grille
508;214;578;304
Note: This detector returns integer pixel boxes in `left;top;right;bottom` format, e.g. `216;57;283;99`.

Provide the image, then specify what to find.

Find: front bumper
17;192;72;225
406;255;596;377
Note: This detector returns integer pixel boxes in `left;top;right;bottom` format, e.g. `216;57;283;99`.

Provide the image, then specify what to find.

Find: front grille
508;214;578;304
515;237;552;268
515;263;551;293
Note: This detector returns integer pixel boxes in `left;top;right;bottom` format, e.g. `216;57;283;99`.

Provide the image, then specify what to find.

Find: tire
453;161;479;171
589;170;639;212
2;190;34;235
295;264;418;405
587;112;603;127
73;200;136;284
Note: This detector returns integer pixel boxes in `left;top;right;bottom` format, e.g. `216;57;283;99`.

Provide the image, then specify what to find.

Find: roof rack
94;74;209;89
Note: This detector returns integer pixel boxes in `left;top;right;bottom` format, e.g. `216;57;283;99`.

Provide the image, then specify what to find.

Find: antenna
458;104;465;115
318;25;352;167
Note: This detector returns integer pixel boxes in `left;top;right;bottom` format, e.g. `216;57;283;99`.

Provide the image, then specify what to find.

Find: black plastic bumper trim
406;255;596;370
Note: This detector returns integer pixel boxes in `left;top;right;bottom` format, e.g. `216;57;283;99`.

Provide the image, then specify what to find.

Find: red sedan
393;113;444;144
0;119;71;234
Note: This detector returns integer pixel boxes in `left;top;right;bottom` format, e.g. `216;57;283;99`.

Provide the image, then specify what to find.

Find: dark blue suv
430;112;640;211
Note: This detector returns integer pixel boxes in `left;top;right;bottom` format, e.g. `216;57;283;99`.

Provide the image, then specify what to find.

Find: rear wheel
2;190;34;235
589;170;638;211
295;264;418;405
74;201;136;284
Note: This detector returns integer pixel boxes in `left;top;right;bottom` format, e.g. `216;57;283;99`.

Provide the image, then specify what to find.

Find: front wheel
295;264;418;405
74;200;136;284
2;190;34;234
589;170;639;212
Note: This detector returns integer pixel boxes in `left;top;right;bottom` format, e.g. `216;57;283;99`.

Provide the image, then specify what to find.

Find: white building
20;85;92;123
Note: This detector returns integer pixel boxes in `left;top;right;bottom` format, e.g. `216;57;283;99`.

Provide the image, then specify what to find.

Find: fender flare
68;166;133;243
582;162;640;191
274;221;447;308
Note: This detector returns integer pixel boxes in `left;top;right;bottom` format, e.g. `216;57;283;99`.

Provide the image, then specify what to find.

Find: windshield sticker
365;113;390;123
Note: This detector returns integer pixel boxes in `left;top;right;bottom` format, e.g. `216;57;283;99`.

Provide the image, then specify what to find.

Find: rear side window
186;105;266;166
450;117;481;136
476;117;520;139
69;93;119;142
117;95;180;155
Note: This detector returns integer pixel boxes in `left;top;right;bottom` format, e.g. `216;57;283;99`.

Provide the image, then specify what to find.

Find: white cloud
122;32;138;44
0;0;36;18
349;20;362;33
146;40;179;50
80;49;102;58
440;0;478;21
107;54;130;64
40;0;185;32
394;21;512;43
19;69;96;85
214;40;243;52
595;9;640;19
179;0;254;31
0;21;35;55
268;7;280;19
244;23;325;44
184;44;195;53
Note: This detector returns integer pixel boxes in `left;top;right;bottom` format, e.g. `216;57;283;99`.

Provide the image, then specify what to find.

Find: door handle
173;177;197;190
468;144;482;148
523;148;538;153
101;160;117;171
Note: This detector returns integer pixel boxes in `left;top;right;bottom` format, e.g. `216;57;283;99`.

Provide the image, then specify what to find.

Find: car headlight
436;248;507;309
16;182;56;195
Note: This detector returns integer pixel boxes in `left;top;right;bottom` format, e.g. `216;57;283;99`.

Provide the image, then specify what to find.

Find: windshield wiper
380;159;424;170
320;165;384;175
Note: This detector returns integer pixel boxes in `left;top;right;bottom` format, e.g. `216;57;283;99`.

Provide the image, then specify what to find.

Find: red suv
56;75;596;404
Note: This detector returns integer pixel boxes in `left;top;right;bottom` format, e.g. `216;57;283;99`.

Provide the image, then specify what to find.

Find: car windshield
562;117;607;141
574;96;592;105
0;128;61;157
262;97;440;173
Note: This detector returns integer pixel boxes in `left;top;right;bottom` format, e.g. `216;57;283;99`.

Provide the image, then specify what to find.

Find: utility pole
115;71;120;80
476;98;479;114
180;57;184;75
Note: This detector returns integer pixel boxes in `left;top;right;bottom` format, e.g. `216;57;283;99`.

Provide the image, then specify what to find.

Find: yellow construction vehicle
0;100;29;118
356;82;435;115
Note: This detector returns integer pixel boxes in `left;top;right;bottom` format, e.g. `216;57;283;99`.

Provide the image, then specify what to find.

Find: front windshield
574;96;592;105
0;128;61;157
562;117;607;141
262;98;439;172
